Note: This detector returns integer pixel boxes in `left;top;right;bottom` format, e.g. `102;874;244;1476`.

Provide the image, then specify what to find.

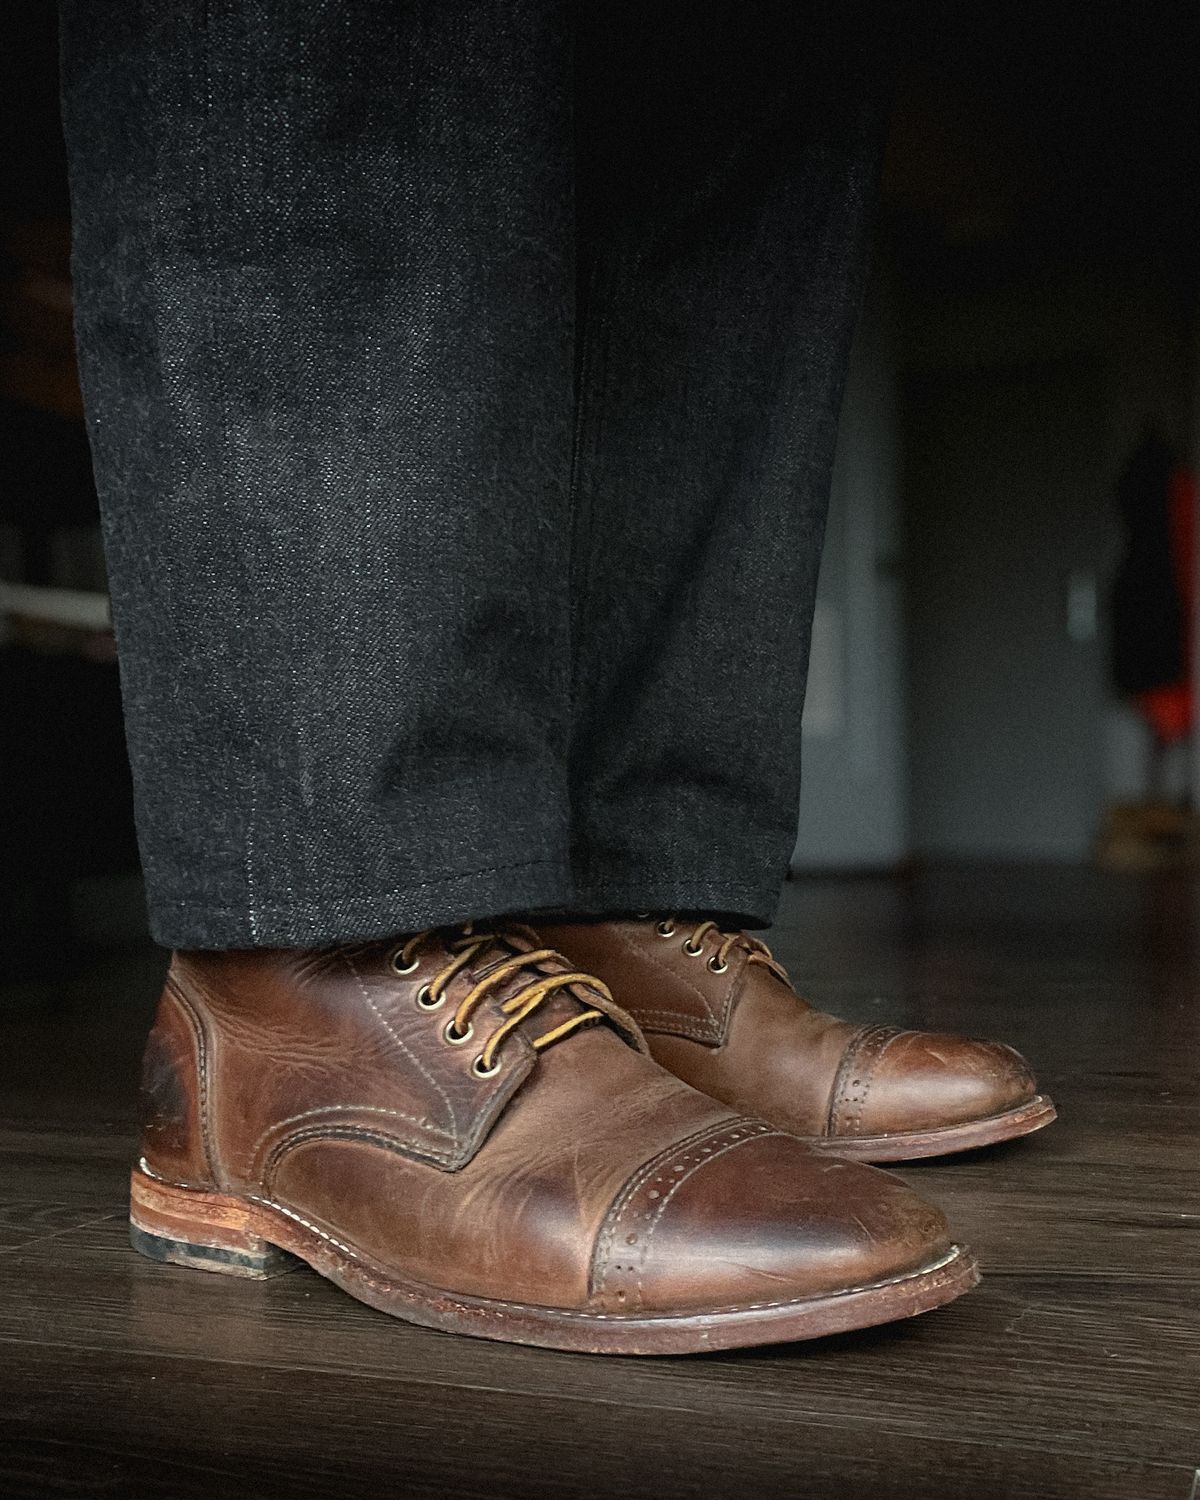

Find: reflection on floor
0;865;1197;1499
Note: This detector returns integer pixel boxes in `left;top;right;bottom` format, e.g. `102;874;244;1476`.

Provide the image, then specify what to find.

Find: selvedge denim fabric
59;1;884;947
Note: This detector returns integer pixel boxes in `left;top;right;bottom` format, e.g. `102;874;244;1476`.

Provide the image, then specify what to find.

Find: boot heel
129;1167;297;1280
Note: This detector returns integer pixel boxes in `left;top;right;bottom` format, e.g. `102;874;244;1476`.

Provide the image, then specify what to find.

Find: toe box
590;1118;955;1316
831;1025;1039;1139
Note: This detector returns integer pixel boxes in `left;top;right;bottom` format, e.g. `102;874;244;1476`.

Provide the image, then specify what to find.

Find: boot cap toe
591;1119;953;1315
831;1026;1038;1139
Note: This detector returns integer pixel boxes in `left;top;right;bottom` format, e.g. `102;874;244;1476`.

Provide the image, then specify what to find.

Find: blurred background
2;3;1198;974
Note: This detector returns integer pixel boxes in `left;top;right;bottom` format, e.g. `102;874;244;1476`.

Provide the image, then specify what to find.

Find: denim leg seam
566;256;619;718
244;774;260;942
197;0;262;941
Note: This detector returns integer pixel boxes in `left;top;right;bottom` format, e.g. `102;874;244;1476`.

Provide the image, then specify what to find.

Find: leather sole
129;1165;980;1356
810;1094;1058;1163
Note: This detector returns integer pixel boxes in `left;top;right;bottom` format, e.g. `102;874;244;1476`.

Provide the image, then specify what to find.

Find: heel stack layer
129;1167;297;1280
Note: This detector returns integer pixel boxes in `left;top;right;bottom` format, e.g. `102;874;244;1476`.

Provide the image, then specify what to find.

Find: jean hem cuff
568;872;779;931
147;855;574;949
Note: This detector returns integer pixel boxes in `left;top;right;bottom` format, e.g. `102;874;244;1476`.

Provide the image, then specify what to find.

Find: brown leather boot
537;918;1056;1163
130;922;978;1354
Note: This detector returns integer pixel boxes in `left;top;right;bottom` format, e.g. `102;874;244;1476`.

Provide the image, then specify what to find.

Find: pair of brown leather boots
131;917;1055;1355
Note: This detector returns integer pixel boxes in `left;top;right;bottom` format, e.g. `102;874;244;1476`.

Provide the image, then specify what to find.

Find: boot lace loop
392;924;608;1073
651;915;790;983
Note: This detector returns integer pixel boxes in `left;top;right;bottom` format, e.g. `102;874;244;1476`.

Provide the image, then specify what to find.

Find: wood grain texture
0;1344;1191;1500
1;867;1197;1498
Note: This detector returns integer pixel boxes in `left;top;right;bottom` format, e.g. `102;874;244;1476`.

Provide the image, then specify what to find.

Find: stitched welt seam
163;975;220;1187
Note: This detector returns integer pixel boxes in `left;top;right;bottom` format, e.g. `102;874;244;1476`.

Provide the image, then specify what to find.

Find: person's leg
568;1;883;927
62;0;577;947
543;2;1055;1161
61;0;975;1352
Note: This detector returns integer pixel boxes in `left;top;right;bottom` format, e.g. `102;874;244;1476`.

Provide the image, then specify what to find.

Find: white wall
793;283;909;869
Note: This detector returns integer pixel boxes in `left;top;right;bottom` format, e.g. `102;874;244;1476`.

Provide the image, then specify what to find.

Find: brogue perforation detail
826;1024;909;1137
591;1118;778;1312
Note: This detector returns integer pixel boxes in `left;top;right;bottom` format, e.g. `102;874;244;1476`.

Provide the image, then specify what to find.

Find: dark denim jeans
59;1;884;948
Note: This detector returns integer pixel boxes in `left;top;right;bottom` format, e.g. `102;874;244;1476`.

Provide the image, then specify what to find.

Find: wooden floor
0;866;1196;1499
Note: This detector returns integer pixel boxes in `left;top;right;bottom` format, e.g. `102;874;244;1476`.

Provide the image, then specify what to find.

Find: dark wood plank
1;1214;1196;1472
0;1200;118;1253
0;1343;1192;1500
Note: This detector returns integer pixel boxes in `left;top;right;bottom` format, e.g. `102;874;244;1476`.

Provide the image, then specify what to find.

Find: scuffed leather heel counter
138;973;217;1189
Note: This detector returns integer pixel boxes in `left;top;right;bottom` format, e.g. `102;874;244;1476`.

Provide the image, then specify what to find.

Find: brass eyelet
655;921;676;938
389;948;420;976
443;1019;474;1047
472;1055;502;1078
708;956;729;974
682;939;703;957
415;984;444;1011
